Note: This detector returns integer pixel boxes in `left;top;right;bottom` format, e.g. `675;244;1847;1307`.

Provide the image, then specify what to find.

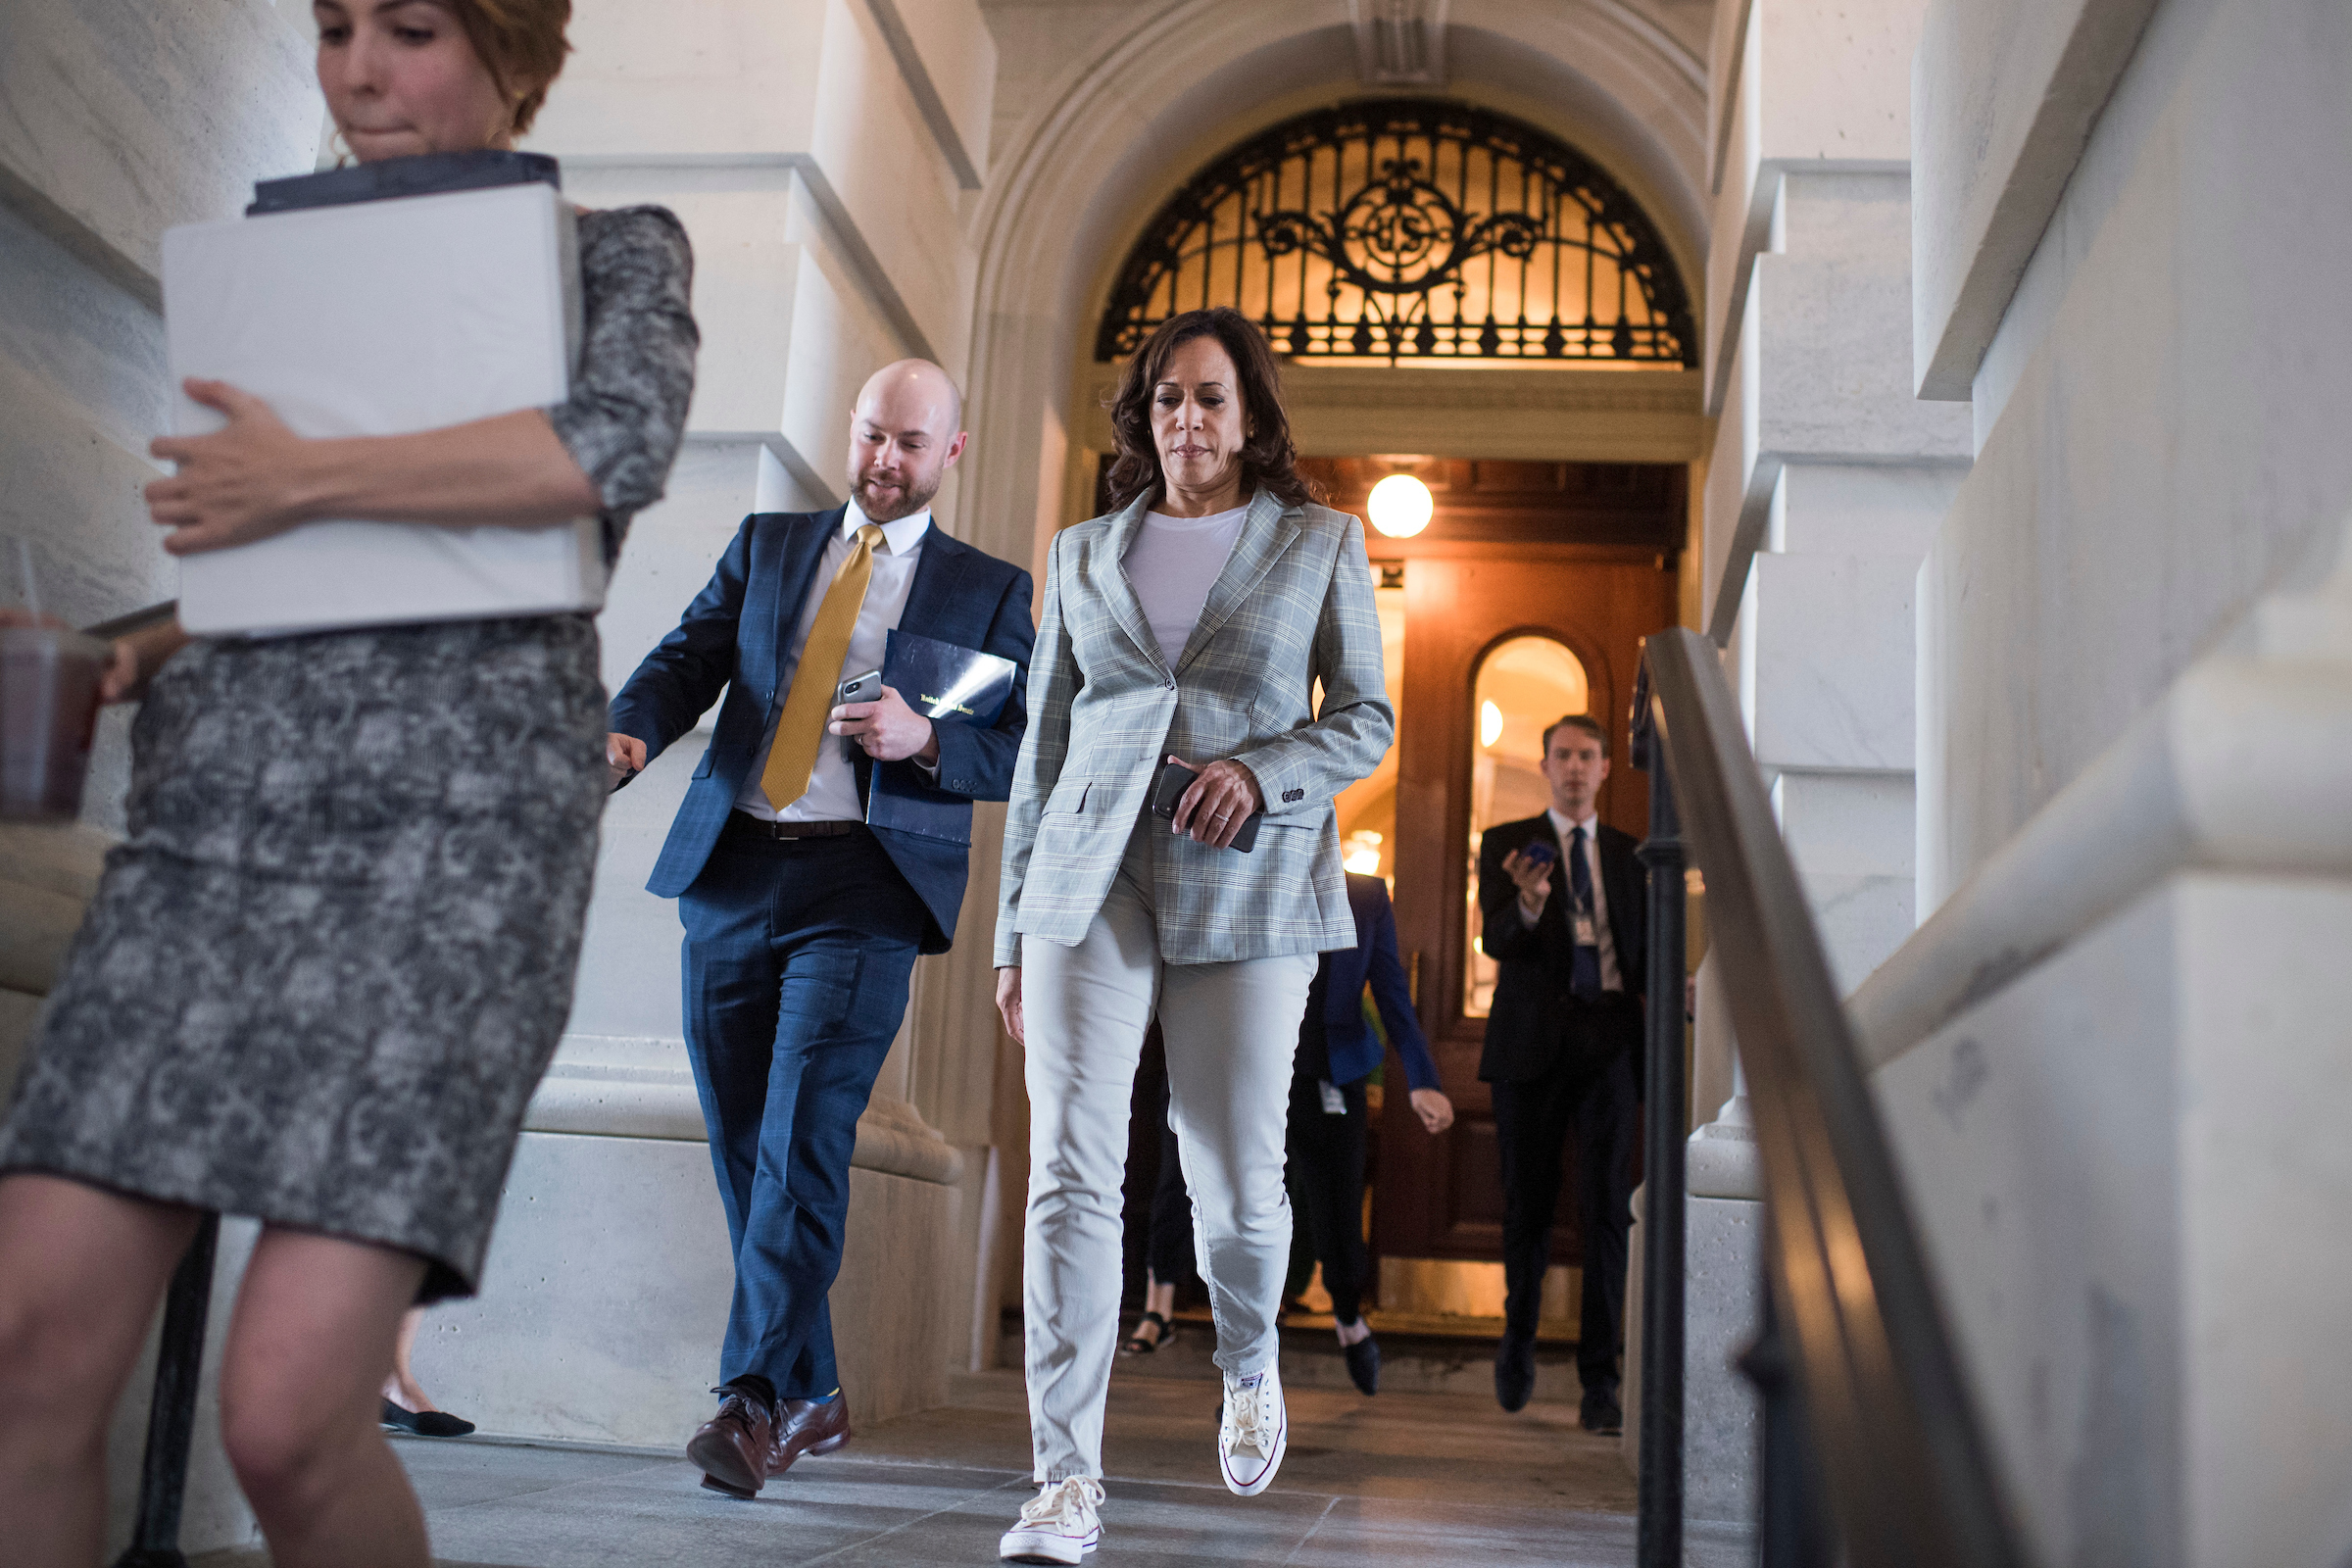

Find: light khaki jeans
1019;818;1317;1483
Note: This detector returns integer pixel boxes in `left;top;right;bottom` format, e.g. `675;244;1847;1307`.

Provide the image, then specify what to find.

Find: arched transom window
1097;98;1696;368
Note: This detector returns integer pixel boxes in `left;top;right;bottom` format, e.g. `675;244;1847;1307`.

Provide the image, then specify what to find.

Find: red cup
0;621;108;822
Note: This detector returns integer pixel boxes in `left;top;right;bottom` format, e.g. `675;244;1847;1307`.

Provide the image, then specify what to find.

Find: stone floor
198;1358;1753;1566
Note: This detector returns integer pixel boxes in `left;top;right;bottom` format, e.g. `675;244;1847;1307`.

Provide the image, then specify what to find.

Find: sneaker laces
1227;1374;1276;1453
1020;1476;1104;1530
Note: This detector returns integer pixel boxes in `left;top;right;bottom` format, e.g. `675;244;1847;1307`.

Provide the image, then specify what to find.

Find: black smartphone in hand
1517;841;1557;870
1149;760;1262;853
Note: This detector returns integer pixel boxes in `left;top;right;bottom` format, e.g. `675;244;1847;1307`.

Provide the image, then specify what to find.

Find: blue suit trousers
679;821;928;1399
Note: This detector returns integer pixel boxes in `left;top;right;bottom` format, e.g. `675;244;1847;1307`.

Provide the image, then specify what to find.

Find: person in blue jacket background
1286;871;1453;1396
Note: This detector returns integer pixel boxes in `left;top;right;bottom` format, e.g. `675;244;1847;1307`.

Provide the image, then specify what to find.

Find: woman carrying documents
0;5;696;1564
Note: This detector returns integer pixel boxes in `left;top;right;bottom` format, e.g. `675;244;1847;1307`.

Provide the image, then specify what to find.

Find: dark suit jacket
1316;873;1444;1093
1476;811;1647;1084
609;508;1035;954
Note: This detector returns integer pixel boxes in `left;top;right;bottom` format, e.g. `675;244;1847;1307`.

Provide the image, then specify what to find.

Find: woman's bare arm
147;378;599;556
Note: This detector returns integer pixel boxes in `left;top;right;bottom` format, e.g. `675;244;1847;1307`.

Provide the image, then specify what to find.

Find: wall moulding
526;1037;964;1185
1851;532;2352;1065
1700;3;1922;417
1910;0;2161;399
556;156;943;367
863;0;995;191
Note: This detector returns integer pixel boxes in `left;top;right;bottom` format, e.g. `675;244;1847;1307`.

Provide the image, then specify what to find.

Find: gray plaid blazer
995;488;1395;966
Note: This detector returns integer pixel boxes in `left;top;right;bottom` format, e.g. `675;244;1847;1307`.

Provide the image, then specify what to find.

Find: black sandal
1120;1311;1173;1355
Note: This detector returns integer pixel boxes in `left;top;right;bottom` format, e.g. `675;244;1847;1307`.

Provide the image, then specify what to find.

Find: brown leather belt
727;812;863;841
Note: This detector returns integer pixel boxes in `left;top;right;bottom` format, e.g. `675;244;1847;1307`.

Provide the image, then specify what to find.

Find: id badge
1573;910;1598;947
1319;1079;1346;1115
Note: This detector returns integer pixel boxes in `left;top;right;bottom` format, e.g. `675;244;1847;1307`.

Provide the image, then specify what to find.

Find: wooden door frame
1372;540;1676;1269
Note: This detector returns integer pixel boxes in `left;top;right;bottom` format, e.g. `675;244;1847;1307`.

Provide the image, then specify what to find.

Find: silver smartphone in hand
836;668;882;761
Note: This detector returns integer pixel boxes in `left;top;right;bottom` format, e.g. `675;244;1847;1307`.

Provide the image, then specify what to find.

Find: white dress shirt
734;499;932;822
1522;807;1625;994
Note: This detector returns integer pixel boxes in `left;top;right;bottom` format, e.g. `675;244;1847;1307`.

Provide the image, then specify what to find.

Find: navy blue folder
865;629;1016;842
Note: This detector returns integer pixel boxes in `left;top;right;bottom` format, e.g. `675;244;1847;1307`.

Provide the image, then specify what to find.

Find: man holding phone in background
605;361;1033;1499
1474;713;1646;1433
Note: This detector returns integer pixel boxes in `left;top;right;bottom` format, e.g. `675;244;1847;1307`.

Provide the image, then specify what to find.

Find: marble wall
0;0;322;832
1916;0;2352;907
1651;0;1970;1525
1876;874;2352;1568
1701;0;1968;997
1861;1;2352;1561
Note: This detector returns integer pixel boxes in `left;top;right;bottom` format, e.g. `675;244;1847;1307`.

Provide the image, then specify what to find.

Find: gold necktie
760;522;885;811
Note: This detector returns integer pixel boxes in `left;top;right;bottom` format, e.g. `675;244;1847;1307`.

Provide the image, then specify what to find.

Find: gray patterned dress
0;206;698;1299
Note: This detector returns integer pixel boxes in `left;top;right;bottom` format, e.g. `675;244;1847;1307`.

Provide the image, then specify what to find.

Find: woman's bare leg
218;1229;428;1568
381;1306;435;1413
0;1173;202;1567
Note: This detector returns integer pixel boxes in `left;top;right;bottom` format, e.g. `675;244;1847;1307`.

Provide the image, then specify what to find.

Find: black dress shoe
1343;1336;1381;1396
1580;1389;1624;1435
379;1398;475;1438
1494;1333;1536;1413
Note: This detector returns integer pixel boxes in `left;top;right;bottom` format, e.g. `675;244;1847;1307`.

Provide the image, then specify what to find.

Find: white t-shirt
1124;504;1249;668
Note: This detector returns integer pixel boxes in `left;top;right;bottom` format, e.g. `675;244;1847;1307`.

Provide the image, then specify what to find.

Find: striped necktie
760;522;886;811
1567;825;1603;1001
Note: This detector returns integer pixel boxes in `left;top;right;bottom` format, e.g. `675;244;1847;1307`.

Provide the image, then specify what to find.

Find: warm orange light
1368;473;1433;538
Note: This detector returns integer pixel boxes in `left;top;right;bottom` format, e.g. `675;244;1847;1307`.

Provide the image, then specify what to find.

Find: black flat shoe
380;1397;475;1438
1494;1334;1536;1413
1343;1335;1381;1396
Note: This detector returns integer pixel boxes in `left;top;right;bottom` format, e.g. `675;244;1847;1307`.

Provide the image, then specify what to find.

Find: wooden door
1298;459;1683;1278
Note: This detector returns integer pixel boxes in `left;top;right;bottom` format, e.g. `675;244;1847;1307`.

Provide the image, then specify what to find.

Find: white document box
162;182;603;637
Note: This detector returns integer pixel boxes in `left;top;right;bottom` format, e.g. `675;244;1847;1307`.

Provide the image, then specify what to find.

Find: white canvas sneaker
1217;1364;1288;1495
1000;1476;1104;1564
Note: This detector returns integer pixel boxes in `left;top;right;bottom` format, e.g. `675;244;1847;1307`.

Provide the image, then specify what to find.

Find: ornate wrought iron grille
1096;99;1697;367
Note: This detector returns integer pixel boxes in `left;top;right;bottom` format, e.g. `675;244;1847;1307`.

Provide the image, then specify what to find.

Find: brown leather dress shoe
767;1393;852;1477
688;1386;777;1498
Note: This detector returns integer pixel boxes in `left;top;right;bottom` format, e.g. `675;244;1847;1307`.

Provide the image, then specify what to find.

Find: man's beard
852;467;940;523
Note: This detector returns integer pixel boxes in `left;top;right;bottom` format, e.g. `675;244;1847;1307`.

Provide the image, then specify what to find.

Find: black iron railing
1629;688;1687;1568
1631;626;2028;1568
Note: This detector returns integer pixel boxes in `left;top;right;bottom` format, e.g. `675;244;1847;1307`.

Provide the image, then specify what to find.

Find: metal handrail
1637;627;2028;1568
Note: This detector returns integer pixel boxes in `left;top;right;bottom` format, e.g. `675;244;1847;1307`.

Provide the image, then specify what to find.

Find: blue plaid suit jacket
995;489;1395;966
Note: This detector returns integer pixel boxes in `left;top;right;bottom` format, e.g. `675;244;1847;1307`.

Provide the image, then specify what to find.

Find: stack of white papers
162;181;603;637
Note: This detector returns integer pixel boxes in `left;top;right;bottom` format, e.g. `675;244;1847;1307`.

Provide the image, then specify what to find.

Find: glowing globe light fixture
1367;472;1434;538
1481;700;1504;748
